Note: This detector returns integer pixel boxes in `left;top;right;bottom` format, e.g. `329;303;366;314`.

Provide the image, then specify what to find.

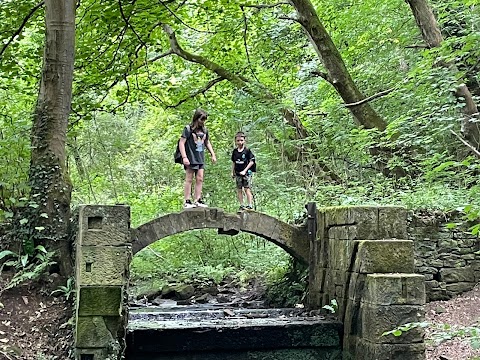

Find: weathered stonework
75;205;131;360
309;206;426;360
74;204;433;360
408;211;480;301
130;208;310;263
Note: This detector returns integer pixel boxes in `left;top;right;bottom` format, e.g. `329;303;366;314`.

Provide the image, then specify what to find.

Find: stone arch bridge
74;204;426;360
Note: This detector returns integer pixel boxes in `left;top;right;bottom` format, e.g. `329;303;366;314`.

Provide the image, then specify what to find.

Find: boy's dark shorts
235;175;252;189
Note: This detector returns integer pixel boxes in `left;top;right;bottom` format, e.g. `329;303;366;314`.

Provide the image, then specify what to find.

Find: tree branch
241;2;290;9
166;77;225;108
450;129;480;158
0;1;44;59
149;49;174;62
310;70;329;81
119;0;147;48
162;24;250;90
158;0;215;34
240;5;260;82
344;88;394;108
278;16;300;23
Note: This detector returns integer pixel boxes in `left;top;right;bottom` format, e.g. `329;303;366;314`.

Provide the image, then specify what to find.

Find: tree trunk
405;0;480;148
29;0;76;276
289;0;387;131
405;0;443;48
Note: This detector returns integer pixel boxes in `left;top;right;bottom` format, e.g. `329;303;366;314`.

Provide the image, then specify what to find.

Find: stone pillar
347;241;426;359
74;205;131;360
310;206;426;359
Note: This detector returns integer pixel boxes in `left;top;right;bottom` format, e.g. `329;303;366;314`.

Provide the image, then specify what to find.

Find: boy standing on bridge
231;131;256;210
178;108;217;208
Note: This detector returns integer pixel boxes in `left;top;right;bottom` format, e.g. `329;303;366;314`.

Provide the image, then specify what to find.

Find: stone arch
130;207;309;264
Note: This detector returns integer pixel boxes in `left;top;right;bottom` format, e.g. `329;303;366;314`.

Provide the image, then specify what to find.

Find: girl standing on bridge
178;108;217;208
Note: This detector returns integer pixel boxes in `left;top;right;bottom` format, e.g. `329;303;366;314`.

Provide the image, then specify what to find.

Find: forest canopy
0;0;479;278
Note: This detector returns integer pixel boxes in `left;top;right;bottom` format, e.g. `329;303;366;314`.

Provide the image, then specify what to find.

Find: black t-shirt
231;147;256;175
182;125;209;165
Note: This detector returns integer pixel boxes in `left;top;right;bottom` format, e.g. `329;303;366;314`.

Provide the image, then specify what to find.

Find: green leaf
19;218;28;225
35;226;45;231
0;250;17;261
35;245;47;254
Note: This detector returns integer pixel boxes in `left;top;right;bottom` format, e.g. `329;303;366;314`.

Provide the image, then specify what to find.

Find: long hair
190;108;207;131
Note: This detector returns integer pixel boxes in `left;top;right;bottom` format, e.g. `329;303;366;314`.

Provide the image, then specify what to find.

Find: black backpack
174;125;191;164
249;149;257;173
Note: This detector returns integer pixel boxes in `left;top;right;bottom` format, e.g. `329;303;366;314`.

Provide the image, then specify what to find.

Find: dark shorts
235;175;252;189
184;164;205;171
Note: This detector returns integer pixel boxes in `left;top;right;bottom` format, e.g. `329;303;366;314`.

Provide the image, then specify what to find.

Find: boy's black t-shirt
231;147;256;175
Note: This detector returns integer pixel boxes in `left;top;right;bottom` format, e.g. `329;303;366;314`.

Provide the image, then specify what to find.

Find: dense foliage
1;0;479;294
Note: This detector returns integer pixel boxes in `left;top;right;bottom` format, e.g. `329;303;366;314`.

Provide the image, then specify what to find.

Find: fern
3;251;56;291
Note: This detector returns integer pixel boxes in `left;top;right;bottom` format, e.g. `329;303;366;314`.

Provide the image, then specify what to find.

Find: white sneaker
184;200;196;209
194;199;208;208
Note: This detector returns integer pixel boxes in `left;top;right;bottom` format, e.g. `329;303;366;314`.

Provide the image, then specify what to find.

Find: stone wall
408;211;480;302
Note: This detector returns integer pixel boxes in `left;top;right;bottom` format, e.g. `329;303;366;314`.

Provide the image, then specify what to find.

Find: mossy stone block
378;207;407;239
354;240;414;273
78;286;122;316
329;238;355;271
357;339;425;360
77;246;130;286
328;226;358;240
79;205;130;246
364;274;425;305
76;316;115;348
361;303;425;344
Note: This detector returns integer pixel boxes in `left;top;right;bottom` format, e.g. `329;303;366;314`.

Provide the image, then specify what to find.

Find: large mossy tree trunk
405;0;480;149
29;0;76;276
289;0;387;131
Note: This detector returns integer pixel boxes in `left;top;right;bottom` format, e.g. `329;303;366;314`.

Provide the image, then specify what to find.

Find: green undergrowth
129;229;292;299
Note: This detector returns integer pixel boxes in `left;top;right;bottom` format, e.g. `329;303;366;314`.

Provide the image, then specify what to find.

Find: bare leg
193;168;204;201
184;169;194;201
245;188;253;205
237;188;244;204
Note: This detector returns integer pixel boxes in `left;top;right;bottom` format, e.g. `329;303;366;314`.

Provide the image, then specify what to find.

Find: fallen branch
146;246;165;260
